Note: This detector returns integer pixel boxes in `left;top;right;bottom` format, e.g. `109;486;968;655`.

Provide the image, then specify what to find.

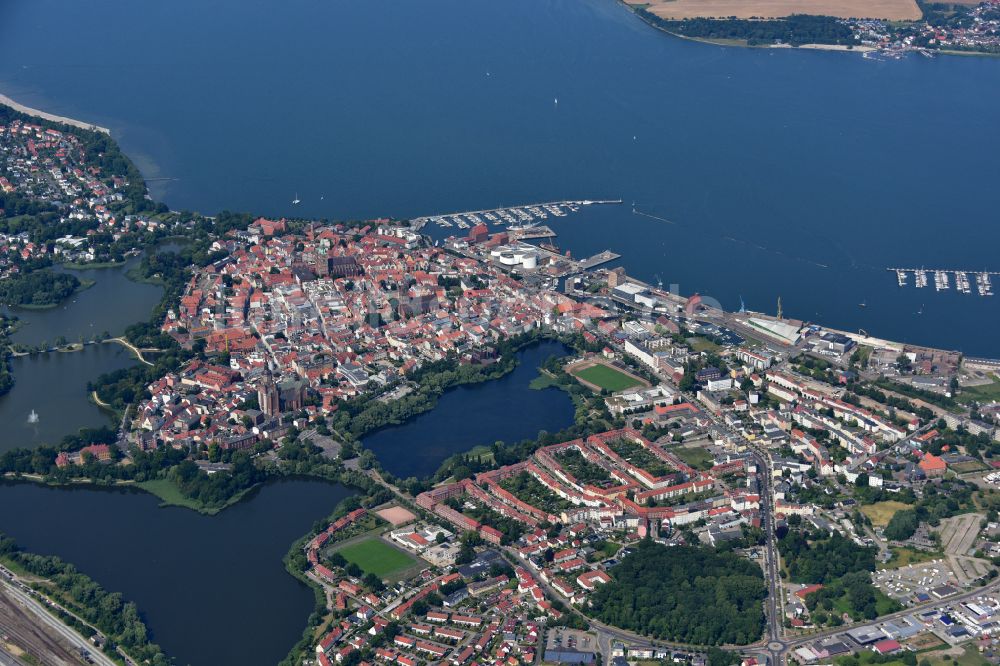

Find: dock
508;225;557;240
578;250;621;270
887;268;994;296
412;199;623;232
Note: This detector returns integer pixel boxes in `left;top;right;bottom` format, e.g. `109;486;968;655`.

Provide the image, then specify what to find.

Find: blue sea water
1;0;998;352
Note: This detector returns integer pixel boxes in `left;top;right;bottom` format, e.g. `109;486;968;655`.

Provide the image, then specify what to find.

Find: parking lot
546;628;597;654
873;560;956;604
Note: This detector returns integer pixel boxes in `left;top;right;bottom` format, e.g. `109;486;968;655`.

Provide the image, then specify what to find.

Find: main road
705;409;787;663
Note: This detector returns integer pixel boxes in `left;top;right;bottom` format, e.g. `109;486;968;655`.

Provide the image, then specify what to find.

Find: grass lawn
529;372;560;390
686;336;721;353
335;537;418;579
861;500;912;527
958;375;1000;405
138;478;207;512
571;363;643;392
952;460;989;474
673;446;714;471
454;444;496;467
830;589;898;618
875;590;901;616
597;541;622;559
879;546;943;570
137;478;254;515
0;555;45;581
929;643;990;666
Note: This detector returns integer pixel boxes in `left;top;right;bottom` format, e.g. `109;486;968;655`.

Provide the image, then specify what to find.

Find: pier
411;198;622;231
508;225;557;240
578;250;621;270
887;268;994;296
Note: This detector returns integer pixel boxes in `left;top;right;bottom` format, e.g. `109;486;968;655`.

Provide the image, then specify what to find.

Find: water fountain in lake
27;409;39;424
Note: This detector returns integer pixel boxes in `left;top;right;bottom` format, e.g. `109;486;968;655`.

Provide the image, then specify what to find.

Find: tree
884;509;919;541
588;540;766;645
896;354;912;373
363;572;385;592
780;530;876;584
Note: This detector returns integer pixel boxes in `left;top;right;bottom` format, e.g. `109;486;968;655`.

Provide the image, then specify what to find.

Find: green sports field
336;537;418;578
571;363;644;392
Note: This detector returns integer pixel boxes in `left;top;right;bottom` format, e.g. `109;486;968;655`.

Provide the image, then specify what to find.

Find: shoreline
90;390;113;409
0;473;258;517
619;2;993;58
0;92;110;135
5;277;97;311
662;28;876;53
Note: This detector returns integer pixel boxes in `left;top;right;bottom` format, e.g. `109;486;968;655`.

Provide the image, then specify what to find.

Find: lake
1;0;998;353
364;340;575;479
0;343;137;452
0;259;162;451
3;260;162;347
0;479;356;666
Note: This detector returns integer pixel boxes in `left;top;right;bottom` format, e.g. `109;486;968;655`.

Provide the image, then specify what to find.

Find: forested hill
587;539;766;645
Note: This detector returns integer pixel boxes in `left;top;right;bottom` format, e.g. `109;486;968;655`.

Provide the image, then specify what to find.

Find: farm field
335;537;420;579
630;0;922;20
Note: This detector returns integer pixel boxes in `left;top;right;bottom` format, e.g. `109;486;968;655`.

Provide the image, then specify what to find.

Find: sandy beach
0;92;110;134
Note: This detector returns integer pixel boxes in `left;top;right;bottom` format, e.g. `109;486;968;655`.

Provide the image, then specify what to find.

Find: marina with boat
410;199;622;231
890;268;995;296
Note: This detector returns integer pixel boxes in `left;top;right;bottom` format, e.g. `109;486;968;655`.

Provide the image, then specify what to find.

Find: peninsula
623;0;1000;56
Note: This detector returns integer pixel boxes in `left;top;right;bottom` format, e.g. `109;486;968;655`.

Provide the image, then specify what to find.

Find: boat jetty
889;268;995;296
578;250;622;270
411;199;622;232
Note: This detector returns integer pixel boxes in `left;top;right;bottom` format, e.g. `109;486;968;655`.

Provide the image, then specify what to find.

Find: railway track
0;585;91;665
